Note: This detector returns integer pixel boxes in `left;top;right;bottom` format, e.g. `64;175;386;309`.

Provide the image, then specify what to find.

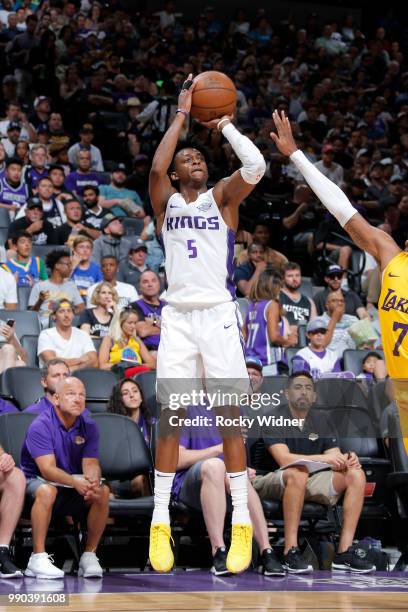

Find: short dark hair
169;141;208;174
362;351;382;365
41;358;70;379
11;230;32;244
37;176;53;185
45;249;70;271
283;262;301;273
101;254;118;264
286;370;314;388
83;185;100;196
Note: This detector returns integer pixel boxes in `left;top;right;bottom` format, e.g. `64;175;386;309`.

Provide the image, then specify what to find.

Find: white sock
0;544;9;549
151;470;175;525
228;471;251;524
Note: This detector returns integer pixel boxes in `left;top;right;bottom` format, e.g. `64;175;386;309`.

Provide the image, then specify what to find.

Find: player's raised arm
149;75;195;222
270;110;401;271
203;115;266;214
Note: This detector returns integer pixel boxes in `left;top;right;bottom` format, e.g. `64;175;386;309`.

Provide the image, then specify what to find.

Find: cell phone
6;319;15;327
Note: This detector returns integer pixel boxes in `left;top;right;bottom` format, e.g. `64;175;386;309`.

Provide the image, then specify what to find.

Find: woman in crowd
79;281;118;338
98;308;156;376
244;269;297;375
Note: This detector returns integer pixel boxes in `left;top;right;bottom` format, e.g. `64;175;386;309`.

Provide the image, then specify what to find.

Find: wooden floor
10;591;408;612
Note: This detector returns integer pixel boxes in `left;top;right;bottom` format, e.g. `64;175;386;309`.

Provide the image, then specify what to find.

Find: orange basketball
191;71;237;122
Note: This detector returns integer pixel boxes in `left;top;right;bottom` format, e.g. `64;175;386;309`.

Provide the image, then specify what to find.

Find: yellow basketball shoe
226;523;253;573
149;523;174;573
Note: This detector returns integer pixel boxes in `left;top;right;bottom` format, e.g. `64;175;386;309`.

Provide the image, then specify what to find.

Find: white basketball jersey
160;189;235;309
295;346;339;376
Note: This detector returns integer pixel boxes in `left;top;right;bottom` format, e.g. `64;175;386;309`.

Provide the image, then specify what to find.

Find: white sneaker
25;553;64;579
78;552;103;578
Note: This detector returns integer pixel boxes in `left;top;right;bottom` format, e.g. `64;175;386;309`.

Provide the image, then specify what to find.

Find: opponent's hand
200;114;234;130
270;110;298;157
177;73;195;114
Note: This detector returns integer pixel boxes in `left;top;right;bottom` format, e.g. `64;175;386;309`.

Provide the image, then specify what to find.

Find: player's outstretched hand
178;73;195;114
270;110;298;157
200;114;234;130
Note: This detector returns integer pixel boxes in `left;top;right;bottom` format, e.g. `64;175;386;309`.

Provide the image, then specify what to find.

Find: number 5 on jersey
187;239;197;259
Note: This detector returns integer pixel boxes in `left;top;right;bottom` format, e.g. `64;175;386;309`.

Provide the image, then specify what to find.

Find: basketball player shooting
148;74;266;573
271;110;408;449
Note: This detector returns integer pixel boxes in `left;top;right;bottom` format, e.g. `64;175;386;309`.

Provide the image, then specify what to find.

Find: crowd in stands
0;0;407;579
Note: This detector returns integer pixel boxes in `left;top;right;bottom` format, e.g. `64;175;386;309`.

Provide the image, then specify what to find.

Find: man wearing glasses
313;264;369;319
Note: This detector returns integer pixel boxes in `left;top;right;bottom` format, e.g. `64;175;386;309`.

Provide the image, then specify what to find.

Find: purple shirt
0;398;18;414
25;166;48;190
132;298;166;350
172;405;223;499
245;300;286;366
24;396;53;414
20;404;99;479
65;171;104;196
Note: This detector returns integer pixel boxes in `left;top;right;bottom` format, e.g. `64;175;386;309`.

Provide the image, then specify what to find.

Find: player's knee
35;484;58;507
284;467;308;488
98;484;111;504
201;458;226;483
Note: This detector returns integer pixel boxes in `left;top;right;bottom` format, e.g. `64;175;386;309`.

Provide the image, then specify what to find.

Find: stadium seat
368;379;392;424
21;335;39;367
300;277;313;298
0;310;41;340
285;347;299;374
237;297;249;321
343;349;385;376
1;366;42;409
31;244;66;259
17;286;31;311
312;285;324;297
0;227;8;245
0;412;37;463
387;411;408;569
260;375;288;408
0;207;11;228
315;378;368;410
121;217;145;237
134;370;159;419
75;368;117;412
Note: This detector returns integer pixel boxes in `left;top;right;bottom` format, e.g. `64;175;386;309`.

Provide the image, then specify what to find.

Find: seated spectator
107;378;153;496
99;163;144;218
292;317;341;377
313;144;344;185
253;371;375;574
80;281;118;338
312;219;352;272
70;236;103;302
7;197;56;246
20;176;65;231
0;267;17;308
65;149;104;198
25;358;70;414
237;222;288;270
82;186;108;231
24;144;48;192
3;231;48;287
37;300;98;370
91;215;135;266
234;243;266;298
29;249;84;328
48;164;71;200
130;270;165;354
0;157;29;212
314;265;368;319
319;291;358;358
281;185;316;257
21;377;110;579
68;123;104;172
244;270;296;375
357;351;387;385
55;198;100;245
118;239;149;289
99;308;156;377
87;255;138;309
0;443;26;578
1;123;23;159
280;262;317;326
0;318;27;372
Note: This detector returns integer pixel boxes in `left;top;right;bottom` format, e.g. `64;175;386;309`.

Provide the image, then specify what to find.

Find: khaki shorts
253;469;341;506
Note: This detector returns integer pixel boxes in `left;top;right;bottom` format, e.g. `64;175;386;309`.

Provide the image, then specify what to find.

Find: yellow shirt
110;336;142;366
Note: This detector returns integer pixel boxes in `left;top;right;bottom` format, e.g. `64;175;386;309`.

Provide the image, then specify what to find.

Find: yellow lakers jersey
378;251;408;379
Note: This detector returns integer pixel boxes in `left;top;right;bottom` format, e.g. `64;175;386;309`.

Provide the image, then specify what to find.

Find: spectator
27;176;65;230
25;358;70;414
280;262;317;326
3;230;48;287
87;255;138;309
82;186;108;231
292;317;342;377
319;291;358;358
55;198;100;245
68;123;104;172
314;264;368;318
28;249;84;327
48;164;69;200
0;157;29;211
107;378;153;496
244;270;296;375
237;223;288;270
7;197;56;246
99;163;145;219
313;144;344;185
118;239;149;289
281;185;316;257
20;376;109;579
0;267;17;308
0;143;6;177
28;95;50;131
1;121;23;157
80;281;118;338
0;443;26;578
70;236;103;301
234;243;266;299
130;270;165;354
37;299;97;370
91;215;135;266
24;144;48;191
0;317;27;373
253;371;374;574
64;150;104;198
0;100;35;141
357;351;387;385
99;308;156;377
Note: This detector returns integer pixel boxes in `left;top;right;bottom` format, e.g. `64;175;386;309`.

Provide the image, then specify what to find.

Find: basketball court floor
1;571;408;612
